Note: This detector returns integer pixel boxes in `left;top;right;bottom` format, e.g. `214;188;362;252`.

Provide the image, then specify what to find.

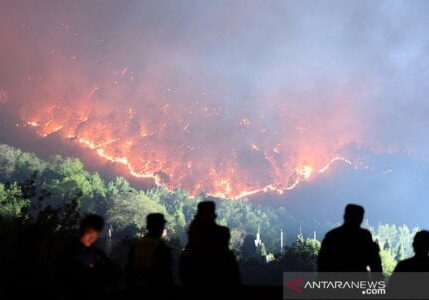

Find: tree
230;228;246;254
80;173;107;213
147;188;188;233
0;144;18;181
279;235;321;272
0;177;81;298
0;182;30;219
106;191;170;232
380;249;397;276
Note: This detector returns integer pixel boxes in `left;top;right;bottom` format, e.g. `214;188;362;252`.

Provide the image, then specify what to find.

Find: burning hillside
2;1;425;198
20;94;359;198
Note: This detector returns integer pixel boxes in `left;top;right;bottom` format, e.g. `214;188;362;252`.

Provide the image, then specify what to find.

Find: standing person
392;230;429;272
58;214;119;300
318;204;382;273
179;201;221;287
388;230;429;298
180;201;240;300
128;213;173;299
186;201;220;253
214;226;241;288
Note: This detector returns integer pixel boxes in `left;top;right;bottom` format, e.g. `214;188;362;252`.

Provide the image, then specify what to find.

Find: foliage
280;234;321;272
230;228;246;253
0;143;296;253
0;175;82;297
0;182;30;218
107;190;169;231
370;223;419;263
379;249;397;276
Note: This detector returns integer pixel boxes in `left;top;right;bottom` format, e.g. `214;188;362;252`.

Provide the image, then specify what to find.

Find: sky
1;0;429;208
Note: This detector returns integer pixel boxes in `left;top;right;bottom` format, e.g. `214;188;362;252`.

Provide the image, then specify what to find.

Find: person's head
413;230;429;256
146;213;167;238
196;201;216;221
79;214;104;247
343;204;364;227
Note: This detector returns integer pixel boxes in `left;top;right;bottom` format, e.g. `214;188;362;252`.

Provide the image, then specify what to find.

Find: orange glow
318;156;352;174
25;117;360;198
17;63;365;199
0;0;382;200
22;110;360;199
296;165;313;180
27;121;39;127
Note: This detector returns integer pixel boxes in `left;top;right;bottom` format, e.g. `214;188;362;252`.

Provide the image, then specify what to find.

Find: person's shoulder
325;226;343;237
320;227;342;245
139;235;151;242
358;228;374;240
420;258;429;270
135;235;160;251
212;224;230;236
158;238;171;249
155;239;172;259
359;228;372;234
217;224;230;232
394;258;413;272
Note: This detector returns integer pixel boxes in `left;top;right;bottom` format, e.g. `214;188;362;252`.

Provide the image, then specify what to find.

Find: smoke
1;0;429;197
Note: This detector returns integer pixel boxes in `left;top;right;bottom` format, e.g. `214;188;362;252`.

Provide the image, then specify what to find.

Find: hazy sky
1;0;429;198
1;0;428;150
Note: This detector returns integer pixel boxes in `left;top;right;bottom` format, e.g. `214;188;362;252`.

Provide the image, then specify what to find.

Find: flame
25;119;358;198
6;28;365;199
22;112;360;199
11;57;364;199
0;0;375;200
27;121;39;127
296;165;313;180
318;156;352;173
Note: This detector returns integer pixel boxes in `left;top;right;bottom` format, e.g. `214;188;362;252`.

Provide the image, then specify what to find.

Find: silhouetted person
241;234;258;259
318;204;382;273
7;226;49;298
393;230;429;272
389;230;429;298
127;213;173;299
58;214;118;300
179;201;240;300
186;200;220;253
215;226;241;286
180;201;220;285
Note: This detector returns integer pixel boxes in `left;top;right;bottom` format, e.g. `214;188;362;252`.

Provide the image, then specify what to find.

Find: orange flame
25;117;358;198
18;67;364;199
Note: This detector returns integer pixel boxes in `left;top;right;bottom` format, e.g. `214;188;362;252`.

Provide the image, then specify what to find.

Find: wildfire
74;137;156;179
27;121;39;127
318;156;352;173
22;113;359;199
15;57;364;200
24;117;359;198
0;0;375;200
296;165;313;180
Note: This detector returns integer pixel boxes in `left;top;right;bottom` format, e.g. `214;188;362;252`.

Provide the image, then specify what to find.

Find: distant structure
297;226;304;243
253;224;275;262
106;225;113;255
255;225;262;247
280;228;284;253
